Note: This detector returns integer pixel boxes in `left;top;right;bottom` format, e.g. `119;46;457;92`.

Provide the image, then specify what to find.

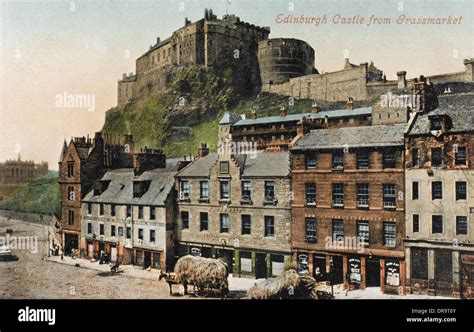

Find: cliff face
103;65;368;158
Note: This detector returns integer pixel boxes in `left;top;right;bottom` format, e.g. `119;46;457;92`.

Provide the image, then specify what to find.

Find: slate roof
219;112;242;125
293;124;407;150
232;107;372;127
408;93;474;135
176;152;290;178
83;168;176;206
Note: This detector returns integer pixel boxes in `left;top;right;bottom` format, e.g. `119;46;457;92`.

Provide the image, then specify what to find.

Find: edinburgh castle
117;9;474;108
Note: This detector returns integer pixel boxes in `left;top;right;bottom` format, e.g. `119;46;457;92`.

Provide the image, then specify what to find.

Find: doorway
255;253;267;279
218;249;234;275
366;259;381;287
64;233;78;255
330;255;344;285
144;251;152;268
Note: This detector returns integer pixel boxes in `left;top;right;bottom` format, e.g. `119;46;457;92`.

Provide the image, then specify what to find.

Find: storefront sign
241;257;252;272
297;254;309;274
385;261;400;286
349;257;361;283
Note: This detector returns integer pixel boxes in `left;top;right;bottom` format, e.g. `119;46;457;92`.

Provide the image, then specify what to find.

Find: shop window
240;251;252;273
435;250;453;283
411;248;428;280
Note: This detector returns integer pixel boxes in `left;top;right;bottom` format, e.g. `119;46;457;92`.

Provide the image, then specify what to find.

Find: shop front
133;248;163;269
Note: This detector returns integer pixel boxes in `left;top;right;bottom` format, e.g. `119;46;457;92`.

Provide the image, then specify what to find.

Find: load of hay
247;269;320;299
174;255;229;296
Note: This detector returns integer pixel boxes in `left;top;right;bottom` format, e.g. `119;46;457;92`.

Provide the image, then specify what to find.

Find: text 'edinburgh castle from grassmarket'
55;8;474;299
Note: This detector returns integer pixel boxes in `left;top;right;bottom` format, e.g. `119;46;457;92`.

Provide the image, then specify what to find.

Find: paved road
0;217;174;299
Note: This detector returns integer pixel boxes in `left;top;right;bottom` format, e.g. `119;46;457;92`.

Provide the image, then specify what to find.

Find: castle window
67;161;74;177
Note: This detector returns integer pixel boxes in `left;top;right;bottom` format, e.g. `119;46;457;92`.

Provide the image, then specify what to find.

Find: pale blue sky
0;0;473;169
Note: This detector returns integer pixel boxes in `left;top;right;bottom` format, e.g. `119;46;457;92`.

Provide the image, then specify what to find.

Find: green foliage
0;174;60;215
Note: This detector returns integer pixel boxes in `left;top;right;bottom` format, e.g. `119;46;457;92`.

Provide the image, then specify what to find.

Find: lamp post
329;257;334;297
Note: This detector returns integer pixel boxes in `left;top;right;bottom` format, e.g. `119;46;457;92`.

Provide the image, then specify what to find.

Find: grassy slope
104;66;378;158
0;172;60;215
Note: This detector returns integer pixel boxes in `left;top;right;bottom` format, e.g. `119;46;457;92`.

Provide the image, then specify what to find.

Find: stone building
258;38;316;85
220;100;373;152
290;124;407;294
175;145;292;278
0;156;48;200
119;9;271;106
404;92;474;298
58;132;167;255
81;161;177;270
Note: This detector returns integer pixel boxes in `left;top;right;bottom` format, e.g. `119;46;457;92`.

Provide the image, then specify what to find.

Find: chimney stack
397;71;407;89
198;143;210;158
311;101;320;113
346;97;354;110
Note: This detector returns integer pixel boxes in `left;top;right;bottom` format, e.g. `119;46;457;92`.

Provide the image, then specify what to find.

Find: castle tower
218;112;241;142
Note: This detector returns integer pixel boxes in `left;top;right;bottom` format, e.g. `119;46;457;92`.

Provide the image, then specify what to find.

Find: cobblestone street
0;217;175;299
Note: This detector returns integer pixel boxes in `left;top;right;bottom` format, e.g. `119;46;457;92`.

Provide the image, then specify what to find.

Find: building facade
405;92;474;298
175;147;292;278
290;124;407;294
0;157;48;200
81;165;177;270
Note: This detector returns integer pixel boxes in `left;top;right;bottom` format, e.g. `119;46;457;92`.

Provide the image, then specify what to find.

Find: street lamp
329;257;334;297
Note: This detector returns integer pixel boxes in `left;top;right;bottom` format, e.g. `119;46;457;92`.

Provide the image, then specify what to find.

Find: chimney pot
346;97;354;110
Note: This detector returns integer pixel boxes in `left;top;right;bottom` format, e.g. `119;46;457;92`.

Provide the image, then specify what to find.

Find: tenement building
219;100;373;152
405;92;474;298
81;160;177;270
175;144;292;278
290;123;407;294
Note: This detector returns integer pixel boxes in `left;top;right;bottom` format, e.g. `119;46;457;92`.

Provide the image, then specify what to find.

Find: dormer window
133;180;151;198
431;117;442;131
93;180;110;196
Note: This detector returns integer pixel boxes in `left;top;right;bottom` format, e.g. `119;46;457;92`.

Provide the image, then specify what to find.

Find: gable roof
176;152;290;178
408;93;474;136
293;124;407;150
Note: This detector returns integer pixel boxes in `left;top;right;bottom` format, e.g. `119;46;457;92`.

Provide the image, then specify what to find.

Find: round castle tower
258;38;316;85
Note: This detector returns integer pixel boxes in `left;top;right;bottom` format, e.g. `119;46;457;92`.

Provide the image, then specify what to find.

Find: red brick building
290;124;407;294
